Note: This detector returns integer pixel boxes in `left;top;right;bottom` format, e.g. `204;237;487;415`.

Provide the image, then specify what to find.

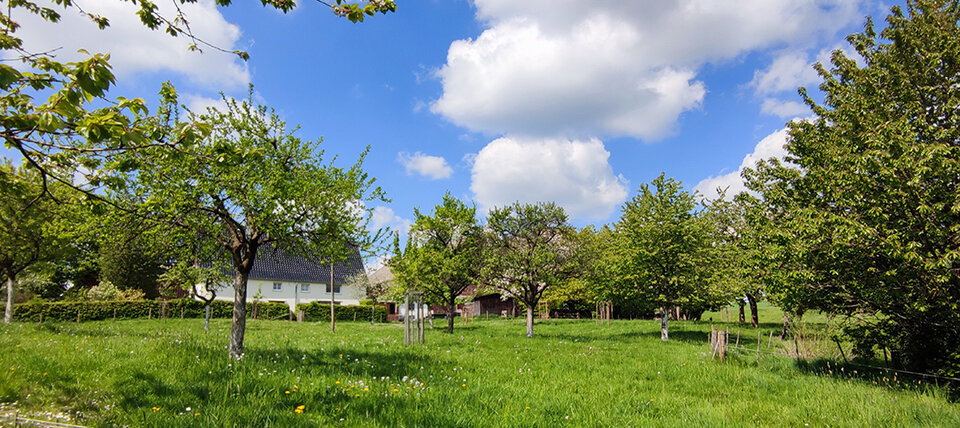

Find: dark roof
249;246;364;284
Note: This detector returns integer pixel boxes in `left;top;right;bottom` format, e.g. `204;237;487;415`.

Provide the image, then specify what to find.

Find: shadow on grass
104;338;468;427
793;358;959;400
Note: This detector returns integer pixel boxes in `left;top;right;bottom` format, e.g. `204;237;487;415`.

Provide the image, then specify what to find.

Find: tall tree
125;88;383;359
391;193;483;333
0;161;71;323
748;0;960;373
613;174;711;341
484;202;579;338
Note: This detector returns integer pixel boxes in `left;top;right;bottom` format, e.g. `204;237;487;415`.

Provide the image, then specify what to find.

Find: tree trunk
204;304;211;331
745;293;759;328
330;262;335;333
229;270;248;359
525;306;534;338
447;297;456;334
738;299;745;324
660;306;669;341
4;274;14;324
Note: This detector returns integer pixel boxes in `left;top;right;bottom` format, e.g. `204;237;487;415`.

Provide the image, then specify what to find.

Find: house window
273;282;282;291
300;284;310;293
325;283;341;293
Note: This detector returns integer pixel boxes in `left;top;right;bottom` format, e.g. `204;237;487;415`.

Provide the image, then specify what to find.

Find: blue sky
7;0;899;263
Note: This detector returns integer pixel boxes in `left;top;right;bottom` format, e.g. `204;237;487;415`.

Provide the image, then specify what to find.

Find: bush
296;302;387;323
12;299;292;322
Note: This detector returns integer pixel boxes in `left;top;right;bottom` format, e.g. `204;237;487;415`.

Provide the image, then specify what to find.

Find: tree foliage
748;0;960;373
0;161;72;323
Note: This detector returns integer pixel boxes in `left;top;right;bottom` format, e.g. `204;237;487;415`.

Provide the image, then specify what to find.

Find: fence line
721;342;960;383
0;413;86;427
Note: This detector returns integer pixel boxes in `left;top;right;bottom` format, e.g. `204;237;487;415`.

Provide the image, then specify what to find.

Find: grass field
1;317;958;427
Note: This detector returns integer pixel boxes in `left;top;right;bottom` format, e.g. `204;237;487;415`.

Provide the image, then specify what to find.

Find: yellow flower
194;413;200;416
461;384;466;388
393;388;399;392
335;381;340;384
152;407;160;411
43;372;48;376
285;390;291;394
364;387;369;391
525;406;531;410
294;405;305;414
355;394;360;398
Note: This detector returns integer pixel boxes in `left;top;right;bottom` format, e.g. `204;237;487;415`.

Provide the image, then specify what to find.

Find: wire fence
0;412;86;428
712;330;960;384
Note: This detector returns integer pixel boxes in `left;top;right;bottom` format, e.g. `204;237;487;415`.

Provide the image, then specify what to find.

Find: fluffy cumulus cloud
470;137;628;221
694;127;791;201
760;98;809;118
397;152;454;179
8;0;248;89
432;0;862;140
371;206;413;238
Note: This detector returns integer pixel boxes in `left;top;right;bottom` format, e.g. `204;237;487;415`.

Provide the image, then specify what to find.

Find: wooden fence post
736;330;741;347
148;307;152;320
76;308;80;323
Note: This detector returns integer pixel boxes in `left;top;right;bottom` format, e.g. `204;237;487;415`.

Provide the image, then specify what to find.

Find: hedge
13;299;291;323
296;302;388;323
12;299;389;323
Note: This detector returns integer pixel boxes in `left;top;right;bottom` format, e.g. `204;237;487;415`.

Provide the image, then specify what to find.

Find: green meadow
1;317;958;427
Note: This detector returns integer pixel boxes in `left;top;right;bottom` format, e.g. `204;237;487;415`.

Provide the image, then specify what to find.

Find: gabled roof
368;265;394;285
250;245;364;285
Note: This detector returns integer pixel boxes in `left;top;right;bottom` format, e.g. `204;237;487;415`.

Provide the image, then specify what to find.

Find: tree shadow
792;358;959;401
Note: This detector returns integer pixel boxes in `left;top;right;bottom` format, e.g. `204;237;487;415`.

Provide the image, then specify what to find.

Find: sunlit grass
1;317;957;427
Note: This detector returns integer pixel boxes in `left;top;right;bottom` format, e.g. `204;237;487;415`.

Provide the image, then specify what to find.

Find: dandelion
335;381;340;384
152;407;160;411
194;413;200;416
393;389;399;392
461;384;466;388
294;405;305;414
525;406;531;410
285;391;291;394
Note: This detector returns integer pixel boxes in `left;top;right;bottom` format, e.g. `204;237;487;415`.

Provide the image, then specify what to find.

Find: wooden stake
77;308;81;323
149;307;152;319
768;331;774;349
736;329;741;347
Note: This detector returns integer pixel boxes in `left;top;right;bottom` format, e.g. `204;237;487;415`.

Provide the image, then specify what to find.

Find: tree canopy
747;0;960;374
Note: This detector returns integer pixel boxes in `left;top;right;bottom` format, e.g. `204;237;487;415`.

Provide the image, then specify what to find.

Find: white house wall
201;279;365;313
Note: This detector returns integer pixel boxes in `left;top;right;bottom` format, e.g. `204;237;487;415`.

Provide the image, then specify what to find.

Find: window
273;282;282;291
300;284;310;293
325;283;341;293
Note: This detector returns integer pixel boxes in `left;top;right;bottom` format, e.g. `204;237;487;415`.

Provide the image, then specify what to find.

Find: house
203;246;366;313
460;284;519;317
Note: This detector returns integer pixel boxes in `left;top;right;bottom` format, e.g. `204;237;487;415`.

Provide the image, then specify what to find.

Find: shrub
296;302;387;323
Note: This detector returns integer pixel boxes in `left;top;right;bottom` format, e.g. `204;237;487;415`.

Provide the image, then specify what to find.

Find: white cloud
694;127;791;201
8;0;249;89
371;206;412;238
760;98;809;118
749;50;822;95
183;94;229;115
471;137;628;221
397;152;454;179
433;0;862;140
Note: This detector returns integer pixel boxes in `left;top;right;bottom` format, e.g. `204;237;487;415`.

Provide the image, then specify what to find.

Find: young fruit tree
390;193;484;334
613;173;711;341
123;88;383;359
0;162;72;323
483;202;580;338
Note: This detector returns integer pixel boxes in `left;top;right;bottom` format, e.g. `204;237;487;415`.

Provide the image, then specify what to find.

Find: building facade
203;246;366;312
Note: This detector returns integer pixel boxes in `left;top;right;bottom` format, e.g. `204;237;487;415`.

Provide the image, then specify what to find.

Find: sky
6;0;901;266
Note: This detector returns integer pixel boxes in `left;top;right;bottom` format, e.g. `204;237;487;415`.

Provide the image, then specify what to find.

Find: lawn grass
1;317;958;427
